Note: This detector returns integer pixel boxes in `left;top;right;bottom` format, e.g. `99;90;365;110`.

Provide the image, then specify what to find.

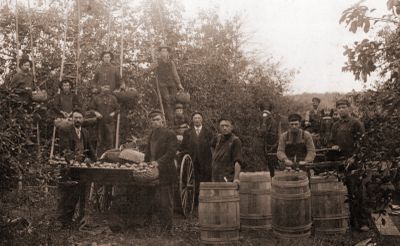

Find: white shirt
75;127;81;139
194;125;202;135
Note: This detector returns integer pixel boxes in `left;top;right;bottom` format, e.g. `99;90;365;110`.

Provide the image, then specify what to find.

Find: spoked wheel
179;154;195;218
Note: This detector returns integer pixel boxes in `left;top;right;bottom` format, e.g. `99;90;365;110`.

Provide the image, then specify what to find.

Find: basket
119;148;145;163
114;88;139;104
100;149;122;163
131;164;159;182
32;90;48;102
175;91;190;104
54;118;73;130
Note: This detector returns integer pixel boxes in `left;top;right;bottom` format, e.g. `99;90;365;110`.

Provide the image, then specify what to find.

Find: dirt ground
3;188;400;246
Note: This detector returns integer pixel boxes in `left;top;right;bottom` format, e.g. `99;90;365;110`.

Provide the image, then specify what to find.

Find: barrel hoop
313;214;349;220
272;180;309;188
201;236;239;244
314;227;348;233
310;178;341;184
239;190;271;195
271;191;311;200
273;230;311;239
199;195;240;203
241;224;271;230
272;223;312;233
241;214;272;219
240;177;271;182
199;224;240;231
311;190;347;196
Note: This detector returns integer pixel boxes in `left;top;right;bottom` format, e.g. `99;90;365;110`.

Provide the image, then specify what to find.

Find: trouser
159;86;177;125
345;173;371;229
57;182;86;225
97;120;115;156
194;159;212;205
266;154;278;177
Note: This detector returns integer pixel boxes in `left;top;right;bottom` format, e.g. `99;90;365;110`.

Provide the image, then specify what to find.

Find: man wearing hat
181;111;214;204
330;99;369;232
57;109;96;229
173;103;189;130
143;110;178;232
211;117;243;187
88;84;120;156
305;97;322;134
93;51;124;91
330;99;365;157
277;113;316;166
8;56;34;94
150;45;184;125
53;79;81;118
258;104;280;177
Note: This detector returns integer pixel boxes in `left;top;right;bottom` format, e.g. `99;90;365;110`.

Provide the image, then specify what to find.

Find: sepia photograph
1;0;400;245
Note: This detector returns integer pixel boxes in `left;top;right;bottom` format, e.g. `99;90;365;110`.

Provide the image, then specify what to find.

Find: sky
181;0;386;94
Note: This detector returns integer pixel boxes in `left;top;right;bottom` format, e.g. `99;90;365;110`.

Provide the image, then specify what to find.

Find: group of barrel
198;171;349;245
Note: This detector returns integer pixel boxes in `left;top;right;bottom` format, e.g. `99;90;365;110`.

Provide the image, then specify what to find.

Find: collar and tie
75;127;81;139
195;126;201;136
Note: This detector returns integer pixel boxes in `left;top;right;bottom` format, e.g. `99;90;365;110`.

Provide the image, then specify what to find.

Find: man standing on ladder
93;51;124;92
149;44;184;125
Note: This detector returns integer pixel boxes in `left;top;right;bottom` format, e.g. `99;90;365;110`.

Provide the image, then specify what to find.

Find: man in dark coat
53;79;81;118
211;117;243;187
57;109;96;228
330;99;369;232
305;97;322;134
144;110;178;231
181;112;214;203
93;51;124;91
89;84;120;156
150;45;184;125
258;108;280;177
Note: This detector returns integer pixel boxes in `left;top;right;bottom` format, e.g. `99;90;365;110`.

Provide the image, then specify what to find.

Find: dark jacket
259;115;280;152
60;125;97;162
53;93;81;116
156;59;181;88
93;63;122;91
180;126;214;179
9;71;34;91
145;127;178;185
89;92;119;123
330;116;365;157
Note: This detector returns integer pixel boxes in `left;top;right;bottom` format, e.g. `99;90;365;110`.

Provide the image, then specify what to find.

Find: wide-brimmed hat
100;51;114;60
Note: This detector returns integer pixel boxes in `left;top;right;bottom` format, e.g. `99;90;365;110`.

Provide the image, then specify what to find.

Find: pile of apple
71;161;156;172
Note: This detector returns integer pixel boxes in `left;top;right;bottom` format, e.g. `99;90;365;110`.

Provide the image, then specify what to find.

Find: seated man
57;109;96;229
277;113;316;167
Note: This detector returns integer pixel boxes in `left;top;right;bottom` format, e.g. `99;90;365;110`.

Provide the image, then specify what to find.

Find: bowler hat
288;113;302;122
336;99;350;107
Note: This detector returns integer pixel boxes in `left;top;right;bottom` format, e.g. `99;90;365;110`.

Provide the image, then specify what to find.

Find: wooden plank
372;210;400;236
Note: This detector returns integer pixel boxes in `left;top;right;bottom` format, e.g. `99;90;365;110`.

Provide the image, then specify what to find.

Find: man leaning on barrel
211;117;243;188
277;113;316;168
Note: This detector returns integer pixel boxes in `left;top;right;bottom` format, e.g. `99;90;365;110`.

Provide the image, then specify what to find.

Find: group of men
262;97;368;231
8;46;369;233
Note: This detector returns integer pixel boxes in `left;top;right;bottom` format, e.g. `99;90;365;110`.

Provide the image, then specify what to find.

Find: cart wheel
179;154;195;218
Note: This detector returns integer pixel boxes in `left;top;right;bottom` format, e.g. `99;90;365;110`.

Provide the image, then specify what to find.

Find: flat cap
175;103;184;109
158;44;171;52
288;113;302;122
312;97;321;103
148;110;163;118
336;99;350;107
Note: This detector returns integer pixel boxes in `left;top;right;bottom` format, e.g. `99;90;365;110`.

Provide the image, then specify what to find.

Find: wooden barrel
239;172;272;230
271;172;311;239
199;182;240;245
310;175;349;234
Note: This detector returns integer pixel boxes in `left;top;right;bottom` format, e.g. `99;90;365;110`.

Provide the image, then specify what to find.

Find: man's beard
74;122;82;128
290;128;300;134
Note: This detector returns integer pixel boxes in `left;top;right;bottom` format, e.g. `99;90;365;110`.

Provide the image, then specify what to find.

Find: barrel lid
239;172;271;181
200;182;237;189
